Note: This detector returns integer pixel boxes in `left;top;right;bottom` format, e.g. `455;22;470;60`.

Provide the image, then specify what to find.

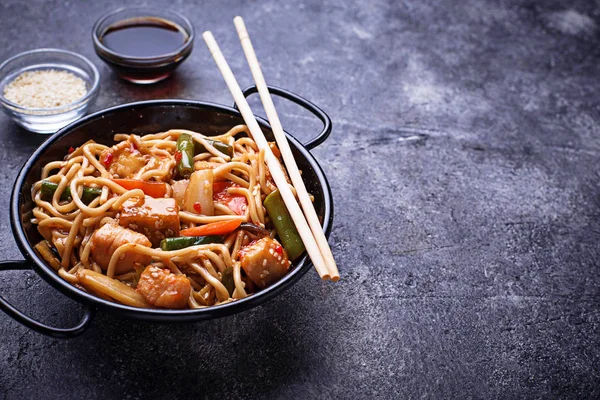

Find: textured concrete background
0;0;599;398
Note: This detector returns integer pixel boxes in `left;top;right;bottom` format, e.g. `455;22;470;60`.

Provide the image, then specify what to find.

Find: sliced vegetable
159;235;223;251
213;181;247;215
212;181;232;193
176;133;195;178
41;180;70;202
81;188;102;204
195;139;233;158
184;169;214;215
180;220;242;237
239;222;271;237
40;180;102;205
101;152;113;168
193;202;202;213
221;266;235;296
77;269;150;308
263;189;305;260
34;240;62;271
171;179;189;208
112;179;167;198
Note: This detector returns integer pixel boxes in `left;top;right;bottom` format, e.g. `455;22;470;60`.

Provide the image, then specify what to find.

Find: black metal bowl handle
237;85;332;151
0;260;95;338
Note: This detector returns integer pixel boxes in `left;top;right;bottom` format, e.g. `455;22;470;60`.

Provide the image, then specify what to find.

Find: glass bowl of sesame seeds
0;48;100;134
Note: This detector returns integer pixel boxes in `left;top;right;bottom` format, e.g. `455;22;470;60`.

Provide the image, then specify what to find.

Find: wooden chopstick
233;16;340;281
202;31;332;281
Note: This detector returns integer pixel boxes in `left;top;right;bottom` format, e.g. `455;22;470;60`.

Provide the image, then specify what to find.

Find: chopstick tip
202;31;218;51
233;16;246;32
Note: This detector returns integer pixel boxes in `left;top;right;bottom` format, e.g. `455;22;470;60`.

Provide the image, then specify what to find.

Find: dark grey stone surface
0;0;599;398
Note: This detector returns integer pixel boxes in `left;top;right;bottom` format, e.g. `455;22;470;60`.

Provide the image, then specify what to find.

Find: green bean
40;181;101;205
194;139;233;158
263;189;305;260
159;235;223;251
81;187;102;205
176;133;195;178
221;266;235;296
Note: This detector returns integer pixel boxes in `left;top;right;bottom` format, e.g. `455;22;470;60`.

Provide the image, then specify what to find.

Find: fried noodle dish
31;125;306;309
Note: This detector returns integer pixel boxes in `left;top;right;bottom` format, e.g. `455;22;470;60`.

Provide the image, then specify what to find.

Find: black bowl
0;86;333;338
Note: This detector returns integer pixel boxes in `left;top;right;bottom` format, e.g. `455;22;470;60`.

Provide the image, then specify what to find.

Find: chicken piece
171;179;189;208
101;137;171;181
101;139;146;179
238;237;291;289
119;196;180;247
143;154;173;181
136;265;191;309
90;223;152;274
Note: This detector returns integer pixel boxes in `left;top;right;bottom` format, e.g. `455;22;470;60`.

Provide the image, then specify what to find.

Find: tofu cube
119;196;180;247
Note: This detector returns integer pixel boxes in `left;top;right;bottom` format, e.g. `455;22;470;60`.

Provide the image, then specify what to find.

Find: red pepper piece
102;152;113;168
193;202;202;213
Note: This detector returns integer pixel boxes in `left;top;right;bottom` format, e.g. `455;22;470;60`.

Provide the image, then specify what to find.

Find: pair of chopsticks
202;17;339;282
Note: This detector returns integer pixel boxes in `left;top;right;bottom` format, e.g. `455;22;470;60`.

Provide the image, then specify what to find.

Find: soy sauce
101;18;188;58
94;16;193;84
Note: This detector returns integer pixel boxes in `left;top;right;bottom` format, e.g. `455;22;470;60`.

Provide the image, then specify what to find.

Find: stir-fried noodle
31;125;303;309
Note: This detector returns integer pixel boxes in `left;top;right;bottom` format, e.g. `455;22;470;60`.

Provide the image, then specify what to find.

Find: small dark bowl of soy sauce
93;7;194;84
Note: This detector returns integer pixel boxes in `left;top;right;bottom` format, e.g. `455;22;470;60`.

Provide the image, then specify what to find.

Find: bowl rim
10;99;334;322
0;48;100;113
92;6;195;63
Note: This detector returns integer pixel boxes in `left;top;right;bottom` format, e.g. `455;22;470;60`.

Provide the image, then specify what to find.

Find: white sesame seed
3;69;87;109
